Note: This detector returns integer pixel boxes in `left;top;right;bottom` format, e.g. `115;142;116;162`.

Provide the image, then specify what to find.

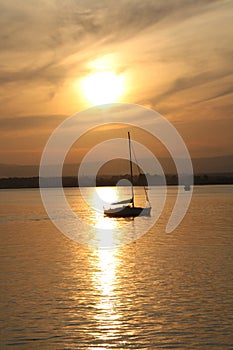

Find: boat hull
104;205;151;218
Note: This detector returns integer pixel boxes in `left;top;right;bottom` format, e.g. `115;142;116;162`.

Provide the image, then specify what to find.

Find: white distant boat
184;184;191;191
104;132;151;218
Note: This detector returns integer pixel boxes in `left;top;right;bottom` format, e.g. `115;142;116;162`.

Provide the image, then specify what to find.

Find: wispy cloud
196;84;233;104
0;114;67;133
0;0;232;163
0;0;226;86
145;70;233;106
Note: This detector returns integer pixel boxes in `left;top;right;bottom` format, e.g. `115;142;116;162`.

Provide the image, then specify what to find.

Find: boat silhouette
104;132;151;218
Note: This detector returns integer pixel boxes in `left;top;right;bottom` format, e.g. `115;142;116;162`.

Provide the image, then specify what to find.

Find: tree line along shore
0;173;232;189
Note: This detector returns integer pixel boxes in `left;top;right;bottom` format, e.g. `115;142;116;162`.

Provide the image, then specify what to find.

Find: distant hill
0;155;233;177
191;155;233;174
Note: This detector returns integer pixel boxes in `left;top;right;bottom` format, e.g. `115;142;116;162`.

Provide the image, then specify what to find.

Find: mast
128;131;134;207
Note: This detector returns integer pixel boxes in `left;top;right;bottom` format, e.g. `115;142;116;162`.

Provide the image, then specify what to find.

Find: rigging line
128;132;135;207
131;143;151;207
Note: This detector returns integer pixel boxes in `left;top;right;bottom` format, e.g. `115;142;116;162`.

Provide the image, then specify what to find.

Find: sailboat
104;132;151;218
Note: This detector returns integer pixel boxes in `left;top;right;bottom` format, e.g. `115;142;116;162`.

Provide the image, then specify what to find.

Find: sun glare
96;187;118;206
81;71;125;105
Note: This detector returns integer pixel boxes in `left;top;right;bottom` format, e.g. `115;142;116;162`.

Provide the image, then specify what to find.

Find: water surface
0;186;233;349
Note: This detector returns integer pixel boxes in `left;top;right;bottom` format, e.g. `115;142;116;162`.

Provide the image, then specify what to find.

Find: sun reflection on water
92;214;119;248
90;248;122;343
89;187;123;249
95;249;117;297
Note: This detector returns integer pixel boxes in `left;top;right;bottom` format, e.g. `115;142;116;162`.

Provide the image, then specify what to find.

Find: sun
81;71;125;105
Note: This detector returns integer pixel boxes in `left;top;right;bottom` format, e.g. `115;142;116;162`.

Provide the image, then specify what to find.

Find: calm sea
0;186;233;349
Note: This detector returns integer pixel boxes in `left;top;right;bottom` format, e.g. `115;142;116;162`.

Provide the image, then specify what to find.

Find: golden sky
0;0;233;165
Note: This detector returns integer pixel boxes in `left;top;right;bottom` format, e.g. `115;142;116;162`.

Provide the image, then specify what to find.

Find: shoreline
0;174;232;189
